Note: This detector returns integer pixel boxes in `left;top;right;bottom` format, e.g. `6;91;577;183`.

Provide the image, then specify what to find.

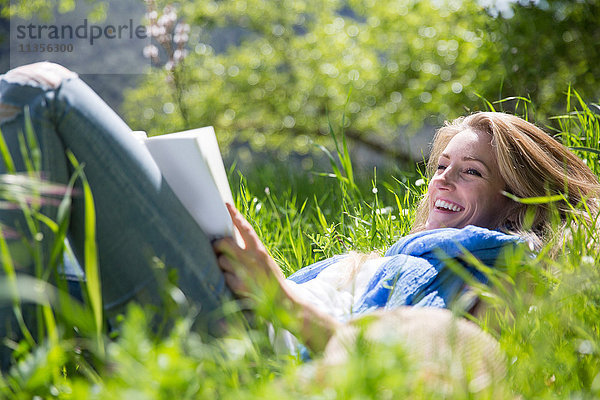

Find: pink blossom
143;44;159;59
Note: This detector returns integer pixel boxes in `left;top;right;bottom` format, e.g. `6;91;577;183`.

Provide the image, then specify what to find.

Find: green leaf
66;150;104;357
570;146;600;156
0;227;36;346
0;127;16;174
501;191;565;205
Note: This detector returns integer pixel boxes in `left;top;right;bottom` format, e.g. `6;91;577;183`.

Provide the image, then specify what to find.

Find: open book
142;127;239;242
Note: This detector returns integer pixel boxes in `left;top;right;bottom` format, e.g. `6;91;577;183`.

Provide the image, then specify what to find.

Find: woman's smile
433;199;464;212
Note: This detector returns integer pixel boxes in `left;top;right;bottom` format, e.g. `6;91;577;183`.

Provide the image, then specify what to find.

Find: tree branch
343;129;420;165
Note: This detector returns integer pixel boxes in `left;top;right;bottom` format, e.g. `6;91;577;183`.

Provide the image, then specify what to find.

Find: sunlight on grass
0;96;599;398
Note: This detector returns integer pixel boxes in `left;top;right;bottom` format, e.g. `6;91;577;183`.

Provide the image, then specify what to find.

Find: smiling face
425;128;510;230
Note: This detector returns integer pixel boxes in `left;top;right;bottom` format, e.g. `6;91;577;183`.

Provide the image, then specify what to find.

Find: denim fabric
288;226;521;316
0;64;230;367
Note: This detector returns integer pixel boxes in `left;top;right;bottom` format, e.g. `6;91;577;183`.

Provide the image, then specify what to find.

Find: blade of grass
475;93;496;111
17;133;34;177
313;195;328;231
0;275;96;335
569;146;600;156
501;191;565;205
0;227;36;347
66;150;104;357
23;107;41;173
339;89;355;188
0;127;16;174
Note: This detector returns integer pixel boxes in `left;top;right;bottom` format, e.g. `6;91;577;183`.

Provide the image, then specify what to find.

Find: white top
269;255;390;357
285;255;389;320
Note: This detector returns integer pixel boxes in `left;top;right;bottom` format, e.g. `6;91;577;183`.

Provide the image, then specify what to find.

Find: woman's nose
432;168;456;190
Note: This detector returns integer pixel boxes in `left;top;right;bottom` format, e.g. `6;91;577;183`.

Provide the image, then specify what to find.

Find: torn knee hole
0;103;21;124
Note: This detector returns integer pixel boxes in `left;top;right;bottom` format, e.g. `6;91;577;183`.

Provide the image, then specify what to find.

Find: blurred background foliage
1;0;599;166
1;2;600;396
119;0;599;166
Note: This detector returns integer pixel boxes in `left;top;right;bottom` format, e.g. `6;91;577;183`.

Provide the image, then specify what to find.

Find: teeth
435;199;462;212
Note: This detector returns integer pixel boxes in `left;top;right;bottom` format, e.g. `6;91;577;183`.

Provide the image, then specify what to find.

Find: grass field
0;94;599;398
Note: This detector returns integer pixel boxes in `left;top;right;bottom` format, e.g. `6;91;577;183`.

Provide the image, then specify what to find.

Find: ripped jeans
0;63;230;366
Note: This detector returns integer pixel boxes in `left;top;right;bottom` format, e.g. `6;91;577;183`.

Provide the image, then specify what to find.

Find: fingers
223;271;246;294
214;236;255;261
213;238;244;270
226;203;264;250
213;236;236;256
214;237;260;276
216;205;285;296
214;241;250;295
215;251;235;273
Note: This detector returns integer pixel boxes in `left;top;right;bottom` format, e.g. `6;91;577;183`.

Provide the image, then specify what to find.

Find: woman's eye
437;164;446;171
465;168;482;177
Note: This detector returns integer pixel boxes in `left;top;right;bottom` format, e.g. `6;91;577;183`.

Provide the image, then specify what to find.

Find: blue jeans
0;63;230;365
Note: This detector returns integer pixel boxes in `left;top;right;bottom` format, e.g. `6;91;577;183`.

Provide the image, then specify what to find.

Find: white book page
193;128;235;207
144;127;235;240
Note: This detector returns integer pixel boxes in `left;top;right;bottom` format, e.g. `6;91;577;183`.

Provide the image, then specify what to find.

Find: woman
214;112;600;353
0;62;598;364
414;112;600;248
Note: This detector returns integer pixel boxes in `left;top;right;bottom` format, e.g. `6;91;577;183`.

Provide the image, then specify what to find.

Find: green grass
0;94;600;398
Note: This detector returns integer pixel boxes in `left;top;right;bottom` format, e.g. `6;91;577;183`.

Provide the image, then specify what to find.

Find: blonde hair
411;112;600;247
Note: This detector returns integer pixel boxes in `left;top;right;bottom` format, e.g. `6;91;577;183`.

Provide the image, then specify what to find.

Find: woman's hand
214;203;341;353
213;203;285;297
